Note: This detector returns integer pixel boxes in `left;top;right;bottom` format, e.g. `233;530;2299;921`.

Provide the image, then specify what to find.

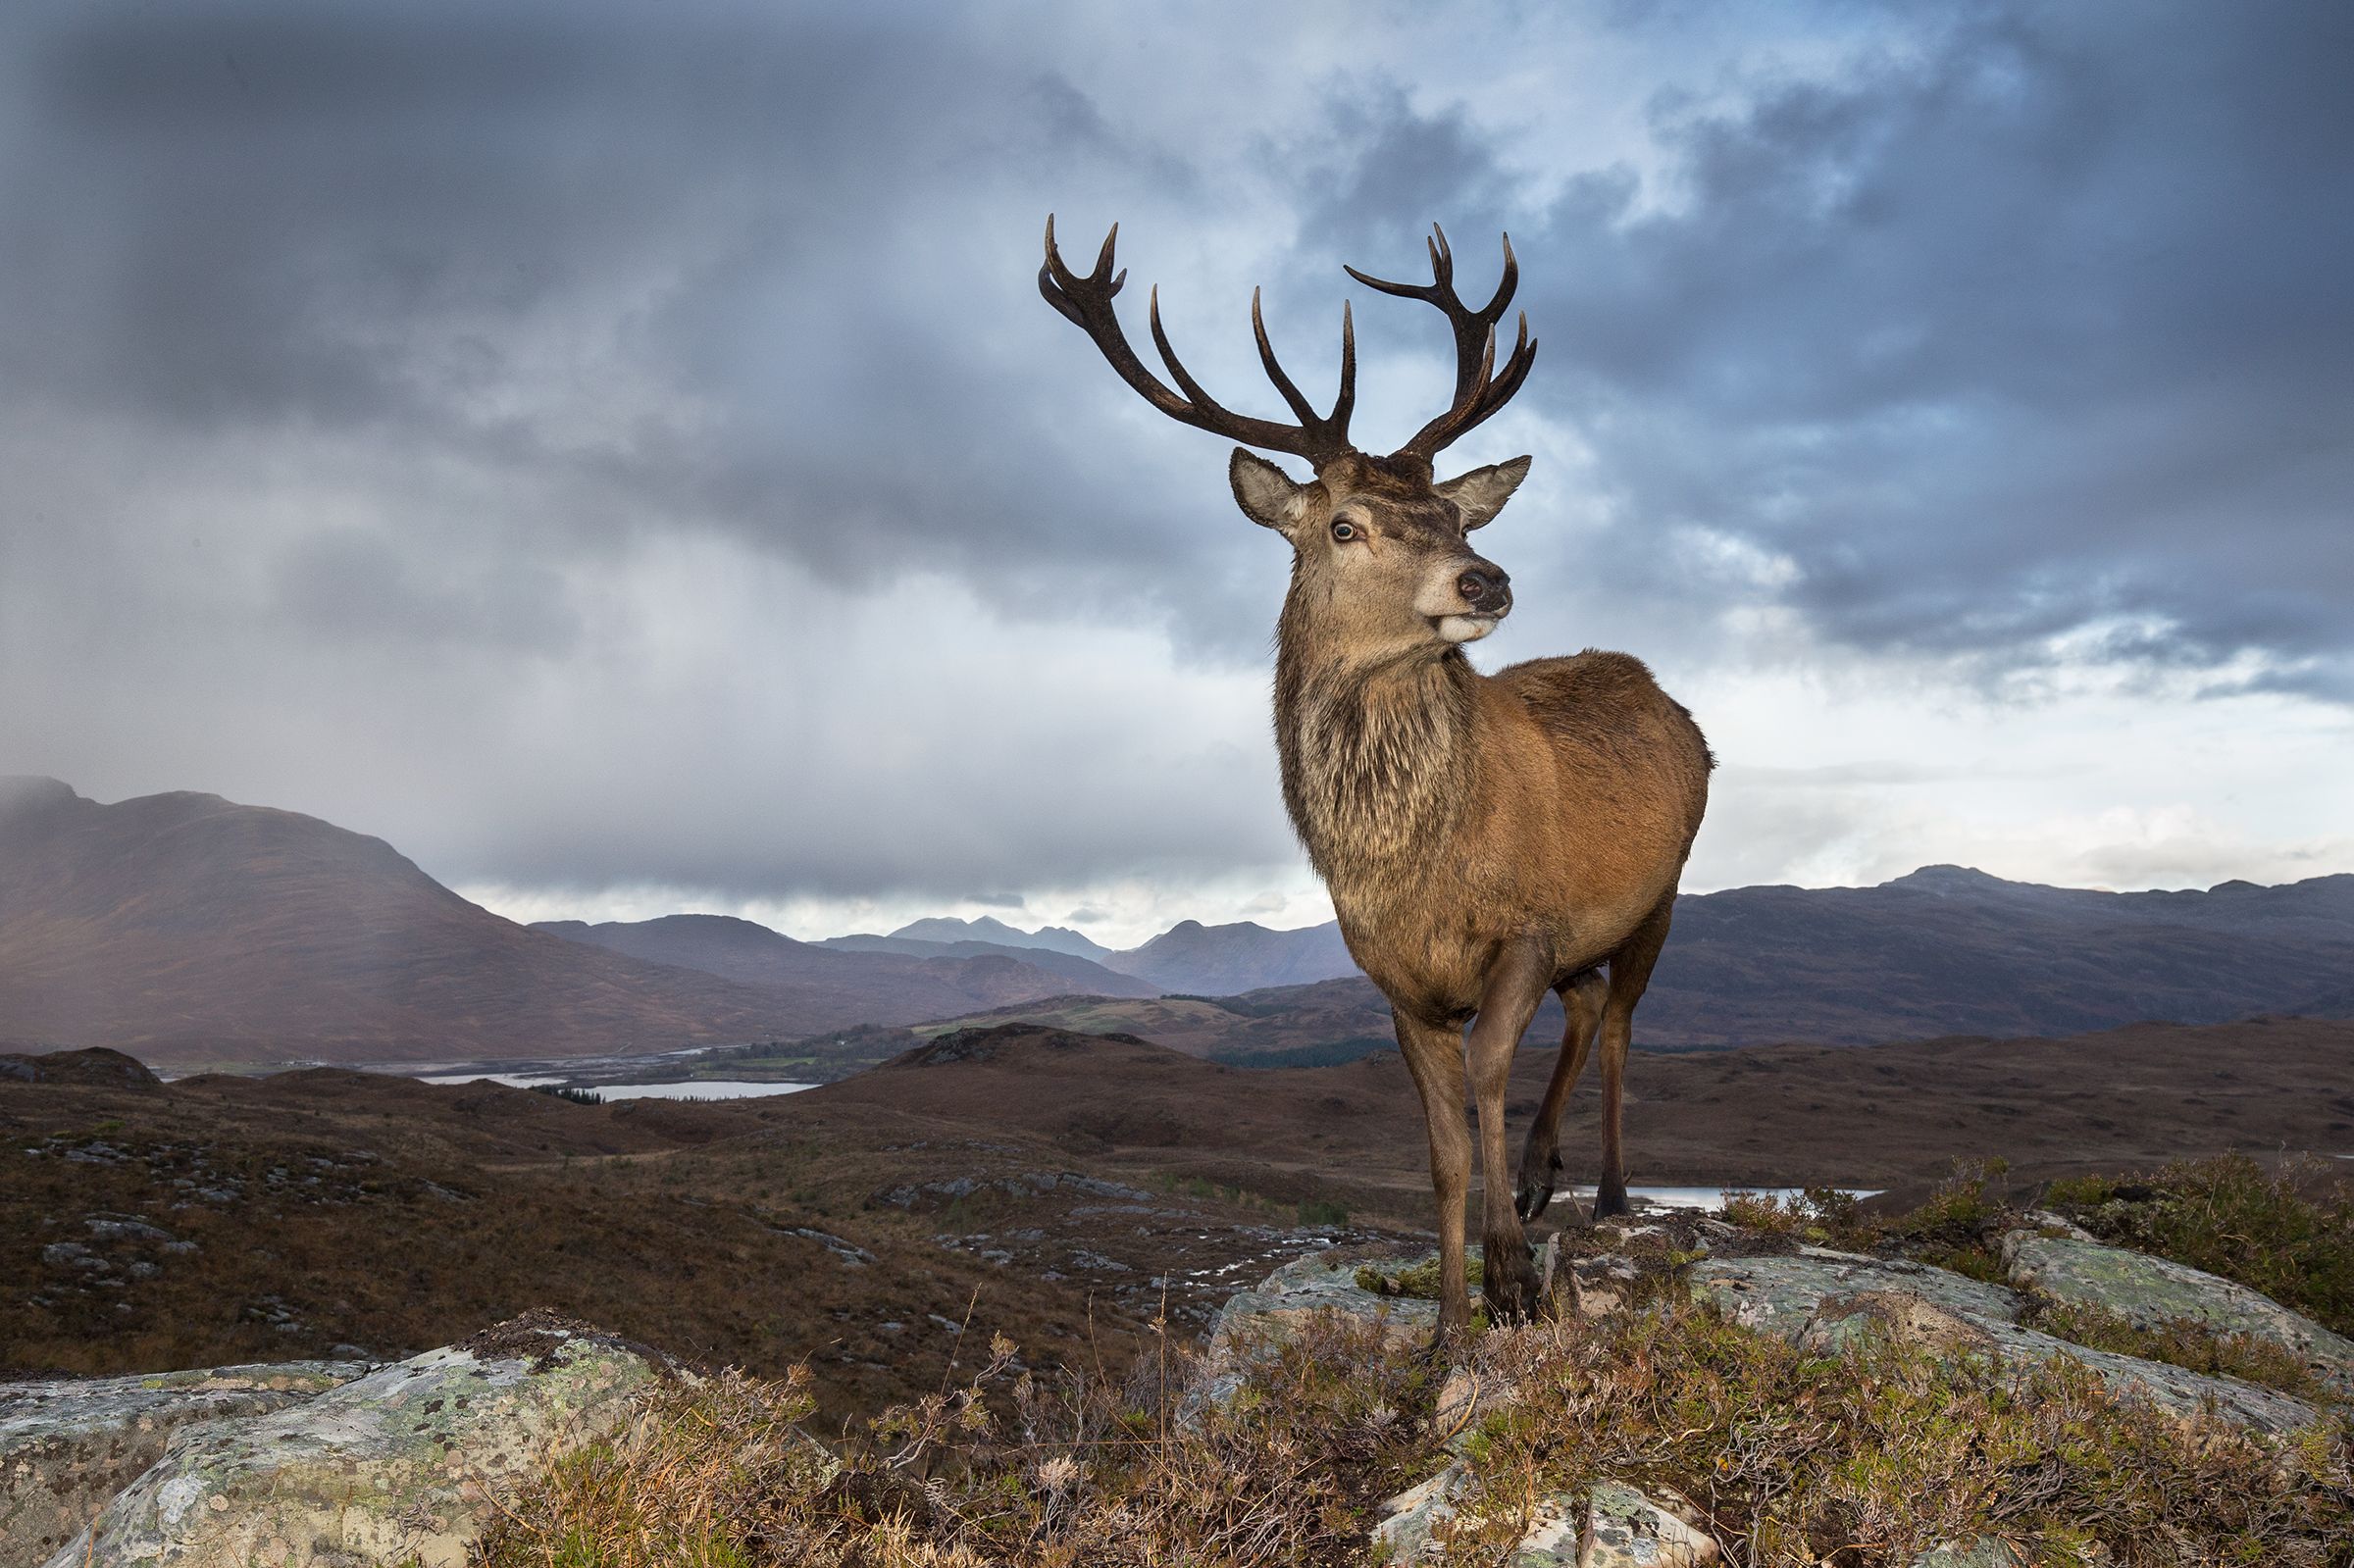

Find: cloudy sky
2;0;2348;946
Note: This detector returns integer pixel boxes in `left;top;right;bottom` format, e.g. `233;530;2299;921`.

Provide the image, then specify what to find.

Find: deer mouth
1435;611;1503;643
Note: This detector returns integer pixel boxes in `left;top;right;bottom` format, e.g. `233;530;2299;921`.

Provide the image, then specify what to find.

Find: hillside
10;1014;2351;1420
0;779;826;1069
536;912;1155;1013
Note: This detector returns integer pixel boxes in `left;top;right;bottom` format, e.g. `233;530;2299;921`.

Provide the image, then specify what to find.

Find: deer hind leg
1514;968;1608;1222
1393;1008;1475;1340
1467;937;1558;1324
1593;897;1675;1220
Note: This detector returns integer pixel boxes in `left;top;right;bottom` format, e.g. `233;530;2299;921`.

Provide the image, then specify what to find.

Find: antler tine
1345;223;1539;461
1251;288;1325;429
1039;214;1356;465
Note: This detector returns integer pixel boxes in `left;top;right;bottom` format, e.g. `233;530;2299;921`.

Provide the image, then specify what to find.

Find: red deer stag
1040;218;1711;1333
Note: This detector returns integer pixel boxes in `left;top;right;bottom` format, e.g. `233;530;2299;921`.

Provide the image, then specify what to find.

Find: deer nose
1458;566;1511;613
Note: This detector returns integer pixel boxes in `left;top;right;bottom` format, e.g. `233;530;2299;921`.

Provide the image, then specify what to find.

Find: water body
592;1079;815;1102
416;1073;813;1101
1558;1185;1880;1213
418;1072;569;1088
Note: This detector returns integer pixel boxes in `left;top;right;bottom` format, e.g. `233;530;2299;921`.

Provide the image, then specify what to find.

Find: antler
1040;215;1356;467
1345;224;1537;462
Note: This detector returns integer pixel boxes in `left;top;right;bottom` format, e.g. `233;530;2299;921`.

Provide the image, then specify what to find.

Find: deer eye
1330;520;1357;542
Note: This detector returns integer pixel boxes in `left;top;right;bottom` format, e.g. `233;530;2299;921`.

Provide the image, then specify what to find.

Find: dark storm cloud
1296;3;2354;693
0;2;1233;610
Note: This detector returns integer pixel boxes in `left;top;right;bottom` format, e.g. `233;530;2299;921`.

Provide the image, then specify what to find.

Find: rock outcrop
1205;1215;2347;1565
1689;1243;2325;1435
13;1313;663;1568
1;1361;361;1565
2001;1228;2354;1398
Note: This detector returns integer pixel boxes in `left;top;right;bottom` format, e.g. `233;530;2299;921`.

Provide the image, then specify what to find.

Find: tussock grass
481;1301;2354;1567
2020;1297;2324;1400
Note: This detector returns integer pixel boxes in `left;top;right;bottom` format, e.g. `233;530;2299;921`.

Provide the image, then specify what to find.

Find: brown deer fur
1042;221;1712;1332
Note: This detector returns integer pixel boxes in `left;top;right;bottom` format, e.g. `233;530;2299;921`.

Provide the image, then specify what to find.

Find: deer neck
1272;606;1475;888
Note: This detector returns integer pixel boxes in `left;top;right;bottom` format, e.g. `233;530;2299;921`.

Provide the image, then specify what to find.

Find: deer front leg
1393;1009;1473;1340
1515;968;1608;1221
1468;938;1559;1323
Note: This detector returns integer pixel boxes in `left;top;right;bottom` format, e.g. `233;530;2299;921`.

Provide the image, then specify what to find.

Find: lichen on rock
1;1360;363;1566
41;1312;663;1568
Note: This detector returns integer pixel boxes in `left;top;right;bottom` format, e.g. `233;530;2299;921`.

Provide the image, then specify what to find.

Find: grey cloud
1;0;2346;909
1289;3;2354;695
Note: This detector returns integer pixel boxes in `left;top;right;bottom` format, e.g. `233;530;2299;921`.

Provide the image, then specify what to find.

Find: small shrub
1297;1197;1351;1228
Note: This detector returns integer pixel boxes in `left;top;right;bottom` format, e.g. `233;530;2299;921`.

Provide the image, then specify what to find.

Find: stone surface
1690;1252;2026;1334
1190;1249;1437;1417
2003;1229;2354;1397
1580;1482;1717;1566
1694;1252;2322;1435
1910;1541;2027;1568
44;1313;662;1568
1373;1471;1713;1566
1371;1463;1466;1559
1;1361;362;1567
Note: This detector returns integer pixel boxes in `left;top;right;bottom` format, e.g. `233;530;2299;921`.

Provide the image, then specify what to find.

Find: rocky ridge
8;1313;658;1568
8;1207;2347;1565
1203;1210;2351;1564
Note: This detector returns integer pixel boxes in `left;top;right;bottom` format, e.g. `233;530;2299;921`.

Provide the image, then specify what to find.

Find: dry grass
480;1296;2354;1567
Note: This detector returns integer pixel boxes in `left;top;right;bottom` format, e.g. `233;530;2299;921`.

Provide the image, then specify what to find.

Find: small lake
1557;1185;1880;1213
416;1074;814;1101
591;1080;815;1101
418;1073;570;1088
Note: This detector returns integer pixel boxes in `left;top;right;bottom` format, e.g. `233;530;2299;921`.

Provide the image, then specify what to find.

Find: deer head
1041;218;1538;657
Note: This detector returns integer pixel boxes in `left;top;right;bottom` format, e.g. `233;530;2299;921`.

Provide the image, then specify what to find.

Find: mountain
905;866;2354;1057
817;933;1156;996
1101;918;1359;993
539;913;1151;1013
0;778;827;1067
885;916;1114;962
1639;865;2354;1045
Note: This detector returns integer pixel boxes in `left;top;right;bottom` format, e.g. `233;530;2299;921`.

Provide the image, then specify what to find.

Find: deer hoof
1513;1178;1554;1223
1481;1242;1544;1324
1591;1179;1633;1220
1514;1151;1561;1223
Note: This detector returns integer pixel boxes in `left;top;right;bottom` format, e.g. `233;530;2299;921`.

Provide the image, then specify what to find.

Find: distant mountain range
5;775;2350;1072
0;779;1137;1066
815;913;1358;995
881;916;1115;963
870;865;2354;1062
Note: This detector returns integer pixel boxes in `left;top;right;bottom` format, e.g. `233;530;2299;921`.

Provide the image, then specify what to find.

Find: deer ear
1229;448;1311;532
1436;456;1531;531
